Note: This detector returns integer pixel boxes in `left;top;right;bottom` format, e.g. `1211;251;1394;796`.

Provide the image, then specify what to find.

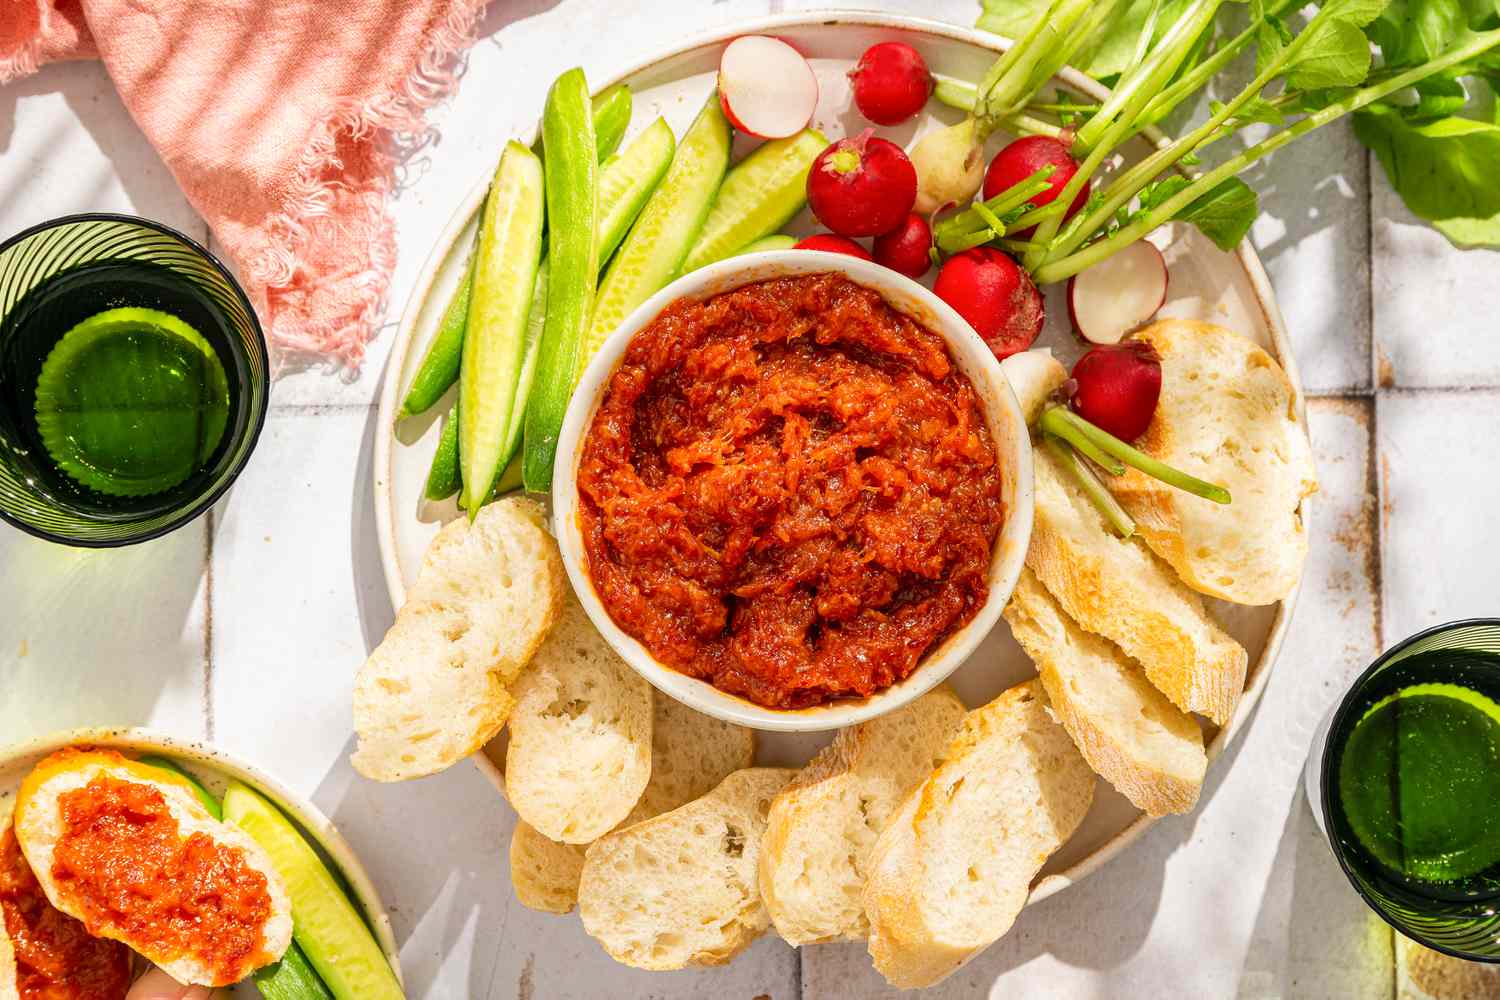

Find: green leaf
1256;14;1294;76
1174;177;1259;250
1369;0;1468;66
1355;101;1500;246
1138;175;1193;212
1413;74;1470;117
1285;18;1378;89
977;0;1057;43
1213;94;1288;124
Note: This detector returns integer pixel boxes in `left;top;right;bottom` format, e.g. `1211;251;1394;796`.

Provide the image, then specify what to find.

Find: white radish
717;36;818;140
126;967;219;1000
999;348;1067;424
909;119;985;213
1066;240;1168;345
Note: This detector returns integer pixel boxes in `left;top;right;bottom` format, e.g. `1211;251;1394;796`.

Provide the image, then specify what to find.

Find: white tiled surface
0;1;1491;996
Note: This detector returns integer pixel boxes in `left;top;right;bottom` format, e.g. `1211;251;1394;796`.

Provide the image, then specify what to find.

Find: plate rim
0;726;403;983
372;9;1307;908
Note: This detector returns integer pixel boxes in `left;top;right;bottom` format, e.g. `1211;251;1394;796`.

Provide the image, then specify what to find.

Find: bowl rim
0;725;403;983
0;211;270;549
550;250;1035;733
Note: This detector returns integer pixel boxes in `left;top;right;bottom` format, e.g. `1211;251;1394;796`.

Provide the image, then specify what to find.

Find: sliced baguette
13;749;292;987
506;593;654;844
863;681;1094;989
1029;442;1247;724
1004;568;1206;815
0;887;15;1000
510;694;755;913
1111;319;1316;605
578;767;794;970
760;686;966;945
353;497;566;782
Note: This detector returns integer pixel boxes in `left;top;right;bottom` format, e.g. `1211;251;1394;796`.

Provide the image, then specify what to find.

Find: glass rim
0;211;270;548
1319;616;1500;963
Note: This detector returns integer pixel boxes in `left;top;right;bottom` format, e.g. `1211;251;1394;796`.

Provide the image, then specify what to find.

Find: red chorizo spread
50;775;274;986
577;273;1004;708
0;826;130;1000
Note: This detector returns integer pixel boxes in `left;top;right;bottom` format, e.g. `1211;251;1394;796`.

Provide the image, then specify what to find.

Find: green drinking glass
0;213;268;546
1312;619;1500;962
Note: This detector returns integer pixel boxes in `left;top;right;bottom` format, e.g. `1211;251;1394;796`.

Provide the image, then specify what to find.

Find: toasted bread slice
510;694;754;913
13;750;292;987
578;767;793;970
863;681;1093;989
353;497;566;782
760;687;966;945
1110;320;1316;605
1004;568;1206;815
506;594;653;844
1028;443;1247;724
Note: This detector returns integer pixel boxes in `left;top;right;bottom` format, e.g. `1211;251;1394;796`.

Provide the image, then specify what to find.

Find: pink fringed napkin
2;0;489;370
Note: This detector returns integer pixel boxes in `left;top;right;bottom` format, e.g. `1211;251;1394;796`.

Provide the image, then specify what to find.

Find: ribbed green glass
1322;619;1500;963
0;214;267;546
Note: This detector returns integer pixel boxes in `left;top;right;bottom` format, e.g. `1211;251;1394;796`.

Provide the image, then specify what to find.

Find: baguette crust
0;900;16;1000
1028;443;1247;724
1005;569;1206;815
760;687;965;945
863;682;1093;989
1111;320;1316;606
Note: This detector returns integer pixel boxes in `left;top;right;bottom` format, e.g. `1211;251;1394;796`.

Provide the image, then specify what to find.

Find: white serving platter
373;11;1308;907
0;727;402;994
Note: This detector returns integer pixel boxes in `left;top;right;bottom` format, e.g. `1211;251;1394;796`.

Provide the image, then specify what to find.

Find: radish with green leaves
933;247;1043;360
849;42;932;126
1069;343;1162;442
982;135;1088;238
806;131;917;237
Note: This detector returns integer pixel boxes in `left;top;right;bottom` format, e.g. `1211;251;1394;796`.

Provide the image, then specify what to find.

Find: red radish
933;248;1044;360
848;41;932;125
806;131;917;237
1067;240;1168;345
872;213;932;278
794;233;873;260
718;36;819;139
1070;343;1162;441
983;135;1090;238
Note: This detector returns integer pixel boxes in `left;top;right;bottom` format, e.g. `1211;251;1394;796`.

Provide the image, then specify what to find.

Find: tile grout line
202;508;216;741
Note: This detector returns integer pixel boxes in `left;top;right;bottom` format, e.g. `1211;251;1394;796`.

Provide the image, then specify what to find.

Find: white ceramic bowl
0;727;402;984
552;251;1034;732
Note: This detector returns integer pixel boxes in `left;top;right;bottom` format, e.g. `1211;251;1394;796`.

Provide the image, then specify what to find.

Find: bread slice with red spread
12;749;293;988
0;908;17;1000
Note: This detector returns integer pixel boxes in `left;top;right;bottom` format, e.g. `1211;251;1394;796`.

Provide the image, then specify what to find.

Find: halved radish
718;36;818;140
1066;240;1168;345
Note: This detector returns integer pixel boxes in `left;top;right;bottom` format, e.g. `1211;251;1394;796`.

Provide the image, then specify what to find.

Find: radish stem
1048;407;1231;503
1044;434;1136;537
1038;407;1125;475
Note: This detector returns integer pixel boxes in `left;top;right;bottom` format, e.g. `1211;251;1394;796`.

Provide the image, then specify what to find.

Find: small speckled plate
374;11;1309;908
0;728;402;990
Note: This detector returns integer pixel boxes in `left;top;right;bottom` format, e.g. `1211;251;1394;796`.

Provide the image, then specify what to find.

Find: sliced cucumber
423;403;460;501
399;90;630;426
398;256;472;419
136;755;221;819
522;67;600;492
583;95;731;365
595;118;676;267
680;128;826;273
458;140;545;515
494;454;524;496
223;782;402;1000
591;85;633;162
256;944;336;1000
499;262;548;472
732;233;798;256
